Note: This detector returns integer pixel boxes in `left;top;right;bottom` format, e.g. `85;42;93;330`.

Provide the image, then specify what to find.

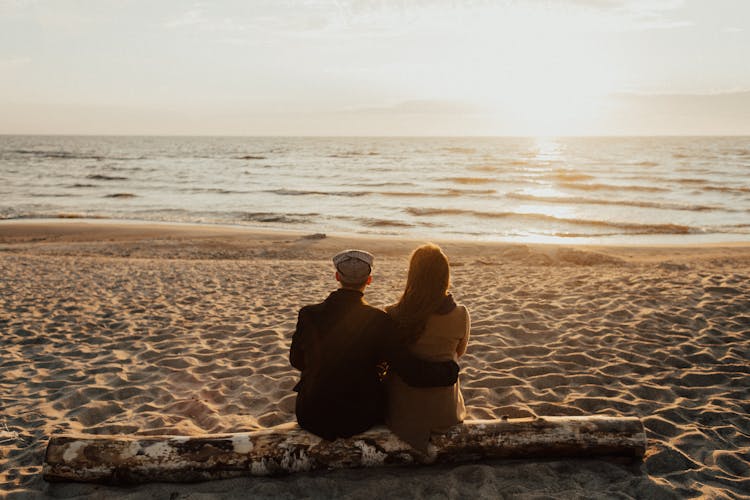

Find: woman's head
388;243;450;343
404;243;450;300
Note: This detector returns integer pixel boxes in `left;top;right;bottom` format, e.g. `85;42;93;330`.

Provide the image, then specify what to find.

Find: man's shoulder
360;302;392;320
299;302;325;313
297;295;393;326
297;302;327;322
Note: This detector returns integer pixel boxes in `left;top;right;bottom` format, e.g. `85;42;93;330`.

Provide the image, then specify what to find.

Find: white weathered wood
43;416;646;484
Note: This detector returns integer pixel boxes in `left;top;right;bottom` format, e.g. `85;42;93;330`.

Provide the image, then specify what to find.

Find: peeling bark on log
43;416;646;484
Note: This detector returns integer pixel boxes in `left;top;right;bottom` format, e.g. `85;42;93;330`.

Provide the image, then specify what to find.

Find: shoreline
3;218;750;255
3;216;750;248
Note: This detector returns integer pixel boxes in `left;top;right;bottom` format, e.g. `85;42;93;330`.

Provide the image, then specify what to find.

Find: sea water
1;135;749;244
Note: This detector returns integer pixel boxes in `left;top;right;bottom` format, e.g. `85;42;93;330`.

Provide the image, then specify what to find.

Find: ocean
1;135;749;244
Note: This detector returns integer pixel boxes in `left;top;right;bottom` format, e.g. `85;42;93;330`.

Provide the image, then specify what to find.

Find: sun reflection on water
510;137;580;222
532;137;565;164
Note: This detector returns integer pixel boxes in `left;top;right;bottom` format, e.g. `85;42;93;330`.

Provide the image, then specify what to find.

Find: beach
1;220;749;499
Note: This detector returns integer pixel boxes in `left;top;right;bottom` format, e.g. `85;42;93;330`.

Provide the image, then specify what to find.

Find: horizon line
2;133;750;139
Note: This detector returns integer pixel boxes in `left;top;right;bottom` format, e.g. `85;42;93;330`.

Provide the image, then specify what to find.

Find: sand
1;220;749;499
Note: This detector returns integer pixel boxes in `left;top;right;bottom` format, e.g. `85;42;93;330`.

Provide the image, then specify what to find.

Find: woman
385;243;470;454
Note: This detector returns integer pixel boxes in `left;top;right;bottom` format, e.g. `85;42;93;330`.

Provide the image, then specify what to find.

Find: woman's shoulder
444;303;470;329
452;303;469;317
428;302;469;325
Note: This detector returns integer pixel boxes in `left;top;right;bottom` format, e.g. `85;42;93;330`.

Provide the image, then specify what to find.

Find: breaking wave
559;182;670;193
9;149;105;160
441;177;495;185
87;174;128;181
360;218;415;228
237;212;317;224
506;193;728;212
405;207;694;235
267;188;369;197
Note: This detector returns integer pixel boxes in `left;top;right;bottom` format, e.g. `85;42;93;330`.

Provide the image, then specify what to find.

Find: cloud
164;5;252;32
0;0;37;13
163;6;205;29
349;99;481;115
553;0;692;30
4;91;749;135
0;56;31;68
161;0;694;46
620;0;692;30
564;0;683;11
606;90;750;135
162;1;343;40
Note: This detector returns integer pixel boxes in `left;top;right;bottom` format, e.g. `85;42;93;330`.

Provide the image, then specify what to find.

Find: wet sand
1;221;749;499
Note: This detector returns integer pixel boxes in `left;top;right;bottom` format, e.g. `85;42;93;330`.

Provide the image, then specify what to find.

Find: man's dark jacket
290;288;459;441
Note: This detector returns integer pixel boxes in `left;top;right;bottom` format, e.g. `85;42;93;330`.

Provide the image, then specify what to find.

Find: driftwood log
43;416;646;484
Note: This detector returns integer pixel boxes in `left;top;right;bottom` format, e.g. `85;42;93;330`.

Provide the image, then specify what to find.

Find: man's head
333;249;374;290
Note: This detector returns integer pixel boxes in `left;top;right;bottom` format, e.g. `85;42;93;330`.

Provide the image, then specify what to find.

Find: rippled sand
1;221;749;498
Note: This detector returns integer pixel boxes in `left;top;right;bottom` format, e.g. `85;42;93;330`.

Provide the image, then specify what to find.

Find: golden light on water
531;138;565;164
514;138;580;226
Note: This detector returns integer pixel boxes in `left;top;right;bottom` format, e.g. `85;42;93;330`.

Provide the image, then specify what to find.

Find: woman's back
409;305;470;361
386;303;470;453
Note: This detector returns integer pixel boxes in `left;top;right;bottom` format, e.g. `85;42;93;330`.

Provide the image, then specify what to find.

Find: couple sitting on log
290;244;470;454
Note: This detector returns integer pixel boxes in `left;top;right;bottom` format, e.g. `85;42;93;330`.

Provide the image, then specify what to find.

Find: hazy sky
1;0;749;135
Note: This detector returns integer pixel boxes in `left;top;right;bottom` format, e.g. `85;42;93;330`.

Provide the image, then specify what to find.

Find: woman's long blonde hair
386;243;450;344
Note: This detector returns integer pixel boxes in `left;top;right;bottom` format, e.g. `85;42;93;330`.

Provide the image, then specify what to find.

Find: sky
1;0;749;136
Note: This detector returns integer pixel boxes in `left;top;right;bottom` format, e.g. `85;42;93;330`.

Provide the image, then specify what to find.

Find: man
290;249;460;440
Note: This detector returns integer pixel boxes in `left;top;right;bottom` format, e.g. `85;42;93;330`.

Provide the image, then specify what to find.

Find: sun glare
466;5;620;136
481;56;614;136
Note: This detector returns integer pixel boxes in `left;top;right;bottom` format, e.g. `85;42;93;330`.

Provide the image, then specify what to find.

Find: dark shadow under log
43;416;646;484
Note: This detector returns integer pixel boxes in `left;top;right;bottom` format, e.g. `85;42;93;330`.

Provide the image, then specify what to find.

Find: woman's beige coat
385;304;470;453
